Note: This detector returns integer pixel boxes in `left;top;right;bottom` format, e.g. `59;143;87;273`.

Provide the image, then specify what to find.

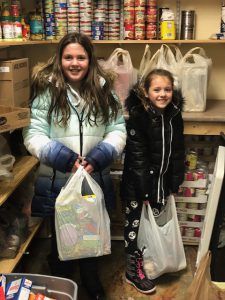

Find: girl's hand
82;160;94;174
72;155;82;173
144;200;149;205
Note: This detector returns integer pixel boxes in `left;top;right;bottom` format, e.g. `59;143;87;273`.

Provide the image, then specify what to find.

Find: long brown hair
31;32;120;126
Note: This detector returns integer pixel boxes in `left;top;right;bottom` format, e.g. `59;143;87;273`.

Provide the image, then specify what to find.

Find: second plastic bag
137;195;186;279
55;166;111;261
100;48;137;104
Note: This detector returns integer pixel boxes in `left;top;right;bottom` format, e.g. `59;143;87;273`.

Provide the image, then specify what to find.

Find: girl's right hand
72;155;82;173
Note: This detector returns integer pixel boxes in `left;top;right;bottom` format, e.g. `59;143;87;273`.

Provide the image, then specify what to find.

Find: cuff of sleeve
66;153;79;172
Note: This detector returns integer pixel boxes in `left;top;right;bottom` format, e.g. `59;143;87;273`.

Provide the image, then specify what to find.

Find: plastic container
4;273;78;300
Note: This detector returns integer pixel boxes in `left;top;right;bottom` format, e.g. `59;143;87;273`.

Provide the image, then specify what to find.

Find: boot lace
136;257;145;280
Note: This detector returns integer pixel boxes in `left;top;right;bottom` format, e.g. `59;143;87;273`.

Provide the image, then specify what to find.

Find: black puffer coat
121;89;185;204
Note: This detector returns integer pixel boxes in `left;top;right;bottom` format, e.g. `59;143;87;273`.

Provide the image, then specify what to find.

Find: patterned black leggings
124;199;163;254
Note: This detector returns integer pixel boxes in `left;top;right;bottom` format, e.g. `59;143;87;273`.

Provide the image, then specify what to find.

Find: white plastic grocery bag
178;47;212;112
99;48;137;104
137;195;186;279
138;44;182;89
55;166;111;261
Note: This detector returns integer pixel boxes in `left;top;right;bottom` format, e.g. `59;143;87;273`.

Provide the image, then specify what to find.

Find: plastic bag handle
139;44;151;74
107;48;133;67
182;47;207;60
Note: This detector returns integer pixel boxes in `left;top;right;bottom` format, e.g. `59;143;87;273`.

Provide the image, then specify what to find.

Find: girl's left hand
82;160;94;174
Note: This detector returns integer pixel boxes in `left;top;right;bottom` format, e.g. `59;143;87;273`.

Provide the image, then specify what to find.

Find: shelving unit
0;156;39;206
0;155;41;273
1;39;225;48
0;221;42;273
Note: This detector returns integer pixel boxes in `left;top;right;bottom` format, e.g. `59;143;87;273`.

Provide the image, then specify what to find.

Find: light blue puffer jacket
23;86;126;216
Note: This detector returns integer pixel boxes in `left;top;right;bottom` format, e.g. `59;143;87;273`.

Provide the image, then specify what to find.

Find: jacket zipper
157;109;179;204
68;99;85;156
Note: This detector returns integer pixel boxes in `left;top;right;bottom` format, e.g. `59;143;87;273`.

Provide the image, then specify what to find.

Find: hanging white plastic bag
178;47;212;112
138;44;182;88
137;195;186;279
100;48;137;104
55;166;111;261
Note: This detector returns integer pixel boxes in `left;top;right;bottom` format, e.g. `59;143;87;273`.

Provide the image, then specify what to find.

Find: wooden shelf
0;156;39;206
0;220;43;273
183;100;225;135
0;40;53;47
1;39;225;48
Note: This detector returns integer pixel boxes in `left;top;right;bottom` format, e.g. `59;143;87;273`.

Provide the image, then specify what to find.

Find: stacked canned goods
134;0;145;40
1;0;23;41
79;0;93;37
29;10;44;41
67;0;79;34
123;0;135;40
145;0;157;40
42;0;55;40
54;0;67;40
92;1;105;40
108;0;120;40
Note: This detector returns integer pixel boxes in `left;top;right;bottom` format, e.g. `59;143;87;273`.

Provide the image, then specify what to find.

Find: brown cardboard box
0;105;30;133
0;58;30;107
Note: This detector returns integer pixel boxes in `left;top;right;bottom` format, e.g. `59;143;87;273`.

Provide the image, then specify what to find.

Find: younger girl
121;69;185;294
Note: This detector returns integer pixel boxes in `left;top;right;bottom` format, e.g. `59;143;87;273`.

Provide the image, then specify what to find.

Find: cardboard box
0;58;30;107
0;105;30;133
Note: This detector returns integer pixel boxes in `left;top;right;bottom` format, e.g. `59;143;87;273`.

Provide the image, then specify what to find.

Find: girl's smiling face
144;75;173;111
61;43;89;88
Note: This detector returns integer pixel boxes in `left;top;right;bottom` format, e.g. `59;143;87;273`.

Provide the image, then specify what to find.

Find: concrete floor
20;234;197;300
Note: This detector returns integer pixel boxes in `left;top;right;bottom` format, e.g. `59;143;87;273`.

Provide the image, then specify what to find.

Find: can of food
183;187;195;197
124;23;135;39
185;171;194;181
177;213;188;221
134;7;145;24
146;22;157;39
135;23;145;40
146;6;157;23
193;168;206;180
194;227;201;237
180;10;195;40
176;202;187;209
198;202;207;210
185;227;195;237
195;188;207;197
186;150;198;170
187;214;201;222
187;202;199;209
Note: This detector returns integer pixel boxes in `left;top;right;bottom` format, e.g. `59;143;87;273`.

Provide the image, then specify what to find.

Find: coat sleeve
22;94;78;173
168;112;185;192
123;113;152;201
85;105;127;171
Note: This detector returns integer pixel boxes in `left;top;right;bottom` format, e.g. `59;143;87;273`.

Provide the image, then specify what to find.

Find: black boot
126;248;156;294
79;257;106;300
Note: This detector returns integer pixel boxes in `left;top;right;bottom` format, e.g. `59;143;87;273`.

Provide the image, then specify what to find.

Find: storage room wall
0;0;224;101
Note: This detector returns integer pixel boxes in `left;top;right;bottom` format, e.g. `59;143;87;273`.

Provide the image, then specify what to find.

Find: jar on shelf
1;16;14;40
29;12;44;40
13;16;22;40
